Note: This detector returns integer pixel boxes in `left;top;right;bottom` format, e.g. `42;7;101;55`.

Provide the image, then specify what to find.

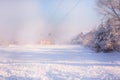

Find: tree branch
110;1;120;21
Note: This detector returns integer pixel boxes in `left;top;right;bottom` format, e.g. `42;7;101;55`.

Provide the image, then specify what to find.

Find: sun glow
39;40;53;45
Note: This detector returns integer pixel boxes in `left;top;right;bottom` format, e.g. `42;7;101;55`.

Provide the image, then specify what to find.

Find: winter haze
0;0;99;44
0;0;120;80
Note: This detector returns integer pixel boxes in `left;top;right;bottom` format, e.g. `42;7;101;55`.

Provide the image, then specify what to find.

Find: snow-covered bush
91;0;120;52
92;19;120;52
71;0;120;52
71;31;95;47
71;33;84;44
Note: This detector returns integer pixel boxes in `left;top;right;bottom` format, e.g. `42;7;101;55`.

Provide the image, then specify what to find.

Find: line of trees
71;0;120;52
93;0;120;52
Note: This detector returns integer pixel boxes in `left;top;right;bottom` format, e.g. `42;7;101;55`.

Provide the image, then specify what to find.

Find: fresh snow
0;45;120;80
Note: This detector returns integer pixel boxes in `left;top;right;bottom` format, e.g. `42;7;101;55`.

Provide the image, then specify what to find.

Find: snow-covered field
0;45;120;80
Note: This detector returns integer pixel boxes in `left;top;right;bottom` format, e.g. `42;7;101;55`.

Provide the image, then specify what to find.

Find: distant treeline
71;0;120;52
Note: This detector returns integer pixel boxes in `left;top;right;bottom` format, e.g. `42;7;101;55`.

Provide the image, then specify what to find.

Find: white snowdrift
0;45;119;80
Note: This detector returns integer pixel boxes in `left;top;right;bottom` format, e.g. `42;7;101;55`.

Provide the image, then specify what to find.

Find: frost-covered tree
71;0;120;52
93;0;120;52
71;33;84;44
97;0;120;21
71;30;95;47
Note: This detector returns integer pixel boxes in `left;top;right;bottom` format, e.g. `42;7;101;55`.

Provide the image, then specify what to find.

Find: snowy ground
0;45;120;80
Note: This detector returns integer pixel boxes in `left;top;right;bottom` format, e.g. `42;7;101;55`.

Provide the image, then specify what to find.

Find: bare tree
97;0;120;21
92;0;120;52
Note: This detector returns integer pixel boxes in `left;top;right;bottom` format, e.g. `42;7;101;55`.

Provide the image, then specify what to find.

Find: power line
46;0;63;41
48;0;80;38
52;0;63;17
54;0;80;26
48;0;63;24
64;0;80;18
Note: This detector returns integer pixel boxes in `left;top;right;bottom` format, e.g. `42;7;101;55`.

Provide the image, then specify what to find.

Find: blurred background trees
71;0;120;52
94;0;120;52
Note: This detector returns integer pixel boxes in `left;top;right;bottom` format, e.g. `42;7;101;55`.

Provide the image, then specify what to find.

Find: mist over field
0;0;99;45
0;0;119;80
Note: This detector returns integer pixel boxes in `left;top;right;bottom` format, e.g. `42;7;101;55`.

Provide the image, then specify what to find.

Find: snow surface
0;45;120;80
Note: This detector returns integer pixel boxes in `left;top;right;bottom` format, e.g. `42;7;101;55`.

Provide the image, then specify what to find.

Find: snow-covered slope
0;45;120;80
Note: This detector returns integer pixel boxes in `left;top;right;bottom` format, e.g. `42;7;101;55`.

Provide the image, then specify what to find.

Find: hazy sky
0;0;100;44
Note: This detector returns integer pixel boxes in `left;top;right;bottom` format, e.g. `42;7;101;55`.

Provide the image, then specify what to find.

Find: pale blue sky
40;0;100;31
39;0;100;43
0;0;100;44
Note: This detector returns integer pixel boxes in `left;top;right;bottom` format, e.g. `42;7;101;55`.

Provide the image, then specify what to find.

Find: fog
0;0;99;45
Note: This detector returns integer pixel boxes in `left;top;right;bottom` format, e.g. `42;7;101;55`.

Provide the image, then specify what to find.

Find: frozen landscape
0;0;119;80
0;45;119;80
